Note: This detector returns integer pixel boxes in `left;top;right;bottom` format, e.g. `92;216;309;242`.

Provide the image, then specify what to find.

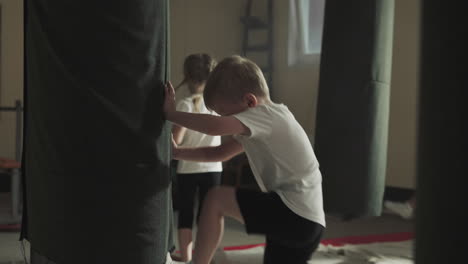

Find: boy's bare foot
166;253;192;264
170;253;189;262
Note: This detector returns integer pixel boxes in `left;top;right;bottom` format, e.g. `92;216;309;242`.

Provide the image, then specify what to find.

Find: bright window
288;0;325;65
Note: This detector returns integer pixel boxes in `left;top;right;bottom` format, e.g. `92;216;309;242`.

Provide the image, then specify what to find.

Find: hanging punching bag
314;0;394;219
415;0;467;263
22;0;173;263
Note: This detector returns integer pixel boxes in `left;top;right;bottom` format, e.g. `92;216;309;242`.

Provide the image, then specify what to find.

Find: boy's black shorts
236;188;324;264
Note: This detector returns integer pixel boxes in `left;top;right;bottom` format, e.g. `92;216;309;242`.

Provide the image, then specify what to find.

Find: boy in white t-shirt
164;55;325;264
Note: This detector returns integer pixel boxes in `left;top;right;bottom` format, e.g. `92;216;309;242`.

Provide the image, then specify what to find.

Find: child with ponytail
171;54;221;262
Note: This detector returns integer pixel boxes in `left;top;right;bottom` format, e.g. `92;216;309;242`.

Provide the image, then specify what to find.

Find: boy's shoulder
243;102;288;114
233;102;292;126
256;102;292;119
233;103;292;122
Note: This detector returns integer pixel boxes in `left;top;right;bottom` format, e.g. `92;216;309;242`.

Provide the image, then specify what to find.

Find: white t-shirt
176;95;223;174
233;103;326;227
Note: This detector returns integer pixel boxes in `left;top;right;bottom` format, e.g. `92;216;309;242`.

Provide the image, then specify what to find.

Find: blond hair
176;53;217;112
203;55;270;109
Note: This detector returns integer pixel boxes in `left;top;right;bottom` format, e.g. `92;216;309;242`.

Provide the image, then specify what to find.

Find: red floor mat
222;232;414;251
0;223;21;232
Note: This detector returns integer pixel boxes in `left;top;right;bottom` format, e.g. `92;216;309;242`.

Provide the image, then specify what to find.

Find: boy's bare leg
193;186;244;264
171;228;193;262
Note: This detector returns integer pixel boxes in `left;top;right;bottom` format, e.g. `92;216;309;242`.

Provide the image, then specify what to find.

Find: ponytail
192;94;203;113
179;53;217;112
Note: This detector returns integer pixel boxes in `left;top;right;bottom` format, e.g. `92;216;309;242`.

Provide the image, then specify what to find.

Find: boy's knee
204;186;231;211
204;187;223;205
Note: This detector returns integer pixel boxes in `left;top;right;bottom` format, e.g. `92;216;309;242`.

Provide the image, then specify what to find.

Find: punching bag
22;0;173;263
314;0;394;218
415;0;467;263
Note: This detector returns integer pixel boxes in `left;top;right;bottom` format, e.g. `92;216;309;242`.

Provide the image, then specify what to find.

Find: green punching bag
314;0;394;218
22;0;174;263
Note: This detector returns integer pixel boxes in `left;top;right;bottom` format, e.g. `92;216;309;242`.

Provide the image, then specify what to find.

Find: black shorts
177;172;221;229
236;188;324;264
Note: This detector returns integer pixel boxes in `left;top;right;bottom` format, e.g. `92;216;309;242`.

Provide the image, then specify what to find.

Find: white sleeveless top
175;95;223;174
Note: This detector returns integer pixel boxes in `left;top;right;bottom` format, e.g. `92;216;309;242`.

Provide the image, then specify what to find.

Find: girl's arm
164;82;249;136
172;124;186;145
173;138;244;162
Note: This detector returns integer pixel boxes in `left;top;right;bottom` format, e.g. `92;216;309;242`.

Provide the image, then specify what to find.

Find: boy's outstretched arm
173;137;244;162
164;82;249;136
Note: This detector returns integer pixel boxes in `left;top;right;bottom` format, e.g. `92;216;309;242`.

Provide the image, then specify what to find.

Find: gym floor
0;192;413;263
